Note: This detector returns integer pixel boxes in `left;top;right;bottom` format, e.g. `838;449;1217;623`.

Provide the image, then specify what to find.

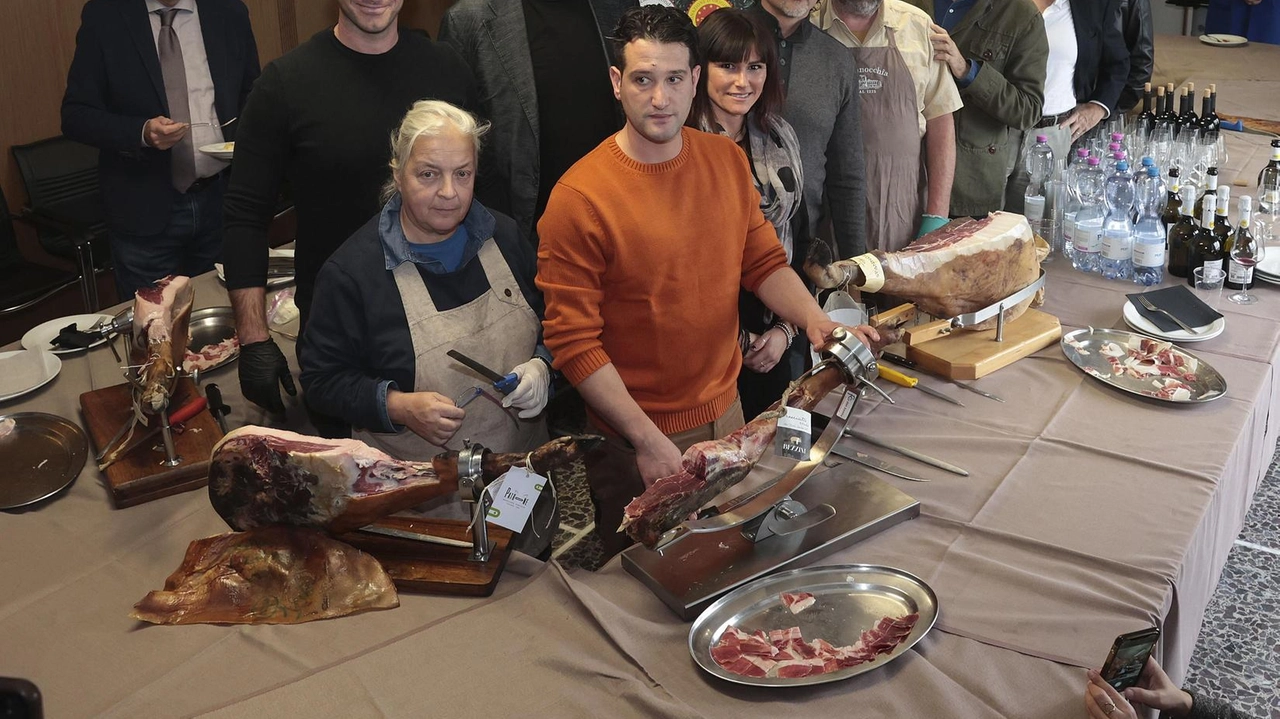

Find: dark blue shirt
936;0;978;30
406;223;470;273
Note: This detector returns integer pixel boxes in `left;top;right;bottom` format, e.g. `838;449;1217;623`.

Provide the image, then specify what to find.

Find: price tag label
485;467;546;533
774;407;812;460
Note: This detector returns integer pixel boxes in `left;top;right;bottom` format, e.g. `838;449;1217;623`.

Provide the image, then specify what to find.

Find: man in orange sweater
537;5;877;557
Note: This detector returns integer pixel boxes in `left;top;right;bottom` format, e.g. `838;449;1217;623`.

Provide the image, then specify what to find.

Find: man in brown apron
815;0;962;253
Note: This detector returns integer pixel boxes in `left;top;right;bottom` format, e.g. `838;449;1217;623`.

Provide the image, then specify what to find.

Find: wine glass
1228;237;1264;305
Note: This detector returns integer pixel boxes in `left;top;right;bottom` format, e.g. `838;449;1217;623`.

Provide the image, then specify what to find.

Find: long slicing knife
843;427;970;476
446;349;518;394
829;445;931;482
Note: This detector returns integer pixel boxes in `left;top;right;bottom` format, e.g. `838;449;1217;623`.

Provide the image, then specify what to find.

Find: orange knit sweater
536;128;790;435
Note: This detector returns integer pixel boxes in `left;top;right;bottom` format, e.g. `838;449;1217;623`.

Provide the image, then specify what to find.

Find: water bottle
1061;150;1091;262
1101;160;1136;280
1103;143;1123;174
1133;166;1167;286
1023;134;1055;226
1072;157;1106;274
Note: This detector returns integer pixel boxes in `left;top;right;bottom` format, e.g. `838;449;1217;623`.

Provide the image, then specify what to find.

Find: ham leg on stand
133;275;194;412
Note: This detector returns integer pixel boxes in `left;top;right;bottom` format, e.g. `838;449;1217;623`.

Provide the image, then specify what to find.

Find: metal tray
0;413;88;509
1061;327;1227;403
688;564;938;687
186;306;239;373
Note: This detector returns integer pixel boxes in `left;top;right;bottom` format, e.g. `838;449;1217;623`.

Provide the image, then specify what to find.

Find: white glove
501;358;551;419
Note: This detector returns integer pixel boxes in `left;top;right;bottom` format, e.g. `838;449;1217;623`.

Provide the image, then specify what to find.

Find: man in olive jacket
902;0;1047;217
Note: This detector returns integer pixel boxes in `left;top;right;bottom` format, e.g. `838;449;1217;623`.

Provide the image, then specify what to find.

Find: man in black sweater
221;0;478;415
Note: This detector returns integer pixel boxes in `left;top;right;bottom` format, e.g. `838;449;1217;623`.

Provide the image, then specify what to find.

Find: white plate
198;142;234;160
1256;272;1280;286
1122;300;1224;343
216;248;294;288
1255;251;1280;277
21;313;113;354
1199;34;1248;47
0;350;62;403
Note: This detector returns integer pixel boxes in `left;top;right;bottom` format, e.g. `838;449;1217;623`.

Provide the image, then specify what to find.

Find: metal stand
623;327;920;618
157;406;182;467
457;443;494;563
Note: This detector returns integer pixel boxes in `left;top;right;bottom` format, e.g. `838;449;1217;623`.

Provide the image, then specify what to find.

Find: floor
547;403;1280;716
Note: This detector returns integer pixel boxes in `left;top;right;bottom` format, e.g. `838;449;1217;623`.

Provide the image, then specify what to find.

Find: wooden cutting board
79;378;222;508
335;515;516;597
904;309;1062;380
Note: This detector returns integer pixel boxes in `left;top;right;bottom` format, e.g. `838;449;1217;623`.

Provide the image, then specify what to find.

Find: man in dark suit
62;0;260;300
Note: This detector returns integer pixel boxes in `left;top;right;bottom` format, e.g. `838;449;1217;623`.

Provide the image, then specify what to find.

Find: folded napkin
1126;285;1223;334
49;322;97;351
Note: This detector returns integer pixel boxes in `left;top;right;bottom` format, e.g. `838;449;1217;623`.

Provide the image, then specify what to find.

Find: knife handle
494;373;519;394
169;397;208;425
881;352;916;369
878;366;918;388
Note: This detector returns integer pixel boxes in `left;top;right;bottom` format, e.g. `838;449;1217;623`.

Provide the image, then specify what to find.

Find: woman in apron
687;9;808;419
298;100;557;556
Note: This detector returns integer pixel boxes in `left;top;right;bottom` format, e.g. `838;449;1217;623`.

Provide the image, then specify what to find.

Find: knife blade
948;379;1005;403
914;382;966;407
446;349;518;394
843;427;970;476
357;524;473;549
878;366;966;407
829;445;930;482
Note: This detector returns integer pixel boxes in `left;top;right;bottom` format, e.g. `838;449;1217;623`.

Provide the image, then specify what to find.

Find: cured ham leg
133;275;194;412
621;363;848;548
805;212;1041;330
208;427;600;534
131;526;398;625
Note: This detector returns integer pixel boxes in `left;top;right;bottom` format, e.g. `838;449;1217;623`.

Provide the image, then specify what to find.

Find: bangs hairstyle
688;9;785;131
611;5;700;72
380;100;491;204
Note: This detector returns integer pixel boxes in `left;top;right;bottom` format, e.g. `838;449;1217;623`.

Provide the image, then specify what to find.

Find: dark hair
687;9;785;132
611;5;700;72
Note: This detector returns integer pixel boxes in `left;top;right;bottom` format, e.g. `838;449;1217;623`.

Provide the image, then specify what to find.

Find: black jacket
1116;0;1155;112
1071;0;1130;114
61;0;259;236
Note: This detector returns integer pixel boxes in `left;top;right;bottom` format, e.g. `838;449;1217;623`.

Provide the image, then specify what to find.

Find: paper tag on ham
774;407;812;460
849;254;885;293
486;467;545;532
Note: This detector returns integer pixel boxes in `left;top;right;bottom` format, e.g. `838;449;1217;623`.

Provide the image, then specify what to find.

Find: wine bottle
1188;194;1224;287
1194;167;1219;222
1138;83;1156;135
1154;86;1170;129
1167;186;1197;278
1161;168;1182;228
1179;83;1199;134
1226;195;1259;291
1257;139;1280;188
1201;84;1221;140
1174;88;1189;136
1213;186;1233;250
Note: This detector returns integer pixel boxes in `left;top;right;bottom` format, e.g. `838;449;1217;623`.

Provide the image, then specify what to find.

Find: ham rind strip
710;614;919;680
781;591;816;614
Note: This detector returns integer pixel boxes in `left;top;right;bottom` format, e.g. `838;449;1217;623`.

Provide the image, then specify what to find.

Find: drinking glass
1193;267;1226;308
1228;242;1264;305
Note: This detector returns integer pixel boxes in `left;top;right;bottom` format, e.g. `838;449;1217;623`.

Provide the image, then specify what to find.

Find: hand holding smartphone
1100;627;1161;692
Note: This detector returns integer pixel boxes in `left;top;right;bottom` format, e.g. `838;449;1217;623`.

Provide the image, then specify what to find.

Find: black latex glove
238;338;296;413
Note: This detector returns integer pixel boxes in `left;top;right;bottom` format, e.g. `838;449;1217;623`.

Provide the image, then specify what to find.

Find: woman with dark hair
688;8;807;418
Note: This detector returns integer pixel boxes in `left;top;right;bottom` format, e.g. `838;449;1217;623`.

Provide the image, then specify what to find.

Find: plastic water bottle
1061;150;1090;262
1101;160;1136;280
1103;143;1123;174
1023;134;1055;225
1072;157;1106;274
1132;166;1167;286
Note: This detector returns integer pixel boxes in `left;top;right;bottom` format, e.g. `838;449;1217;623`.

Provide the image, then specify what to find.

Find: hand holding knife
447;349;518;395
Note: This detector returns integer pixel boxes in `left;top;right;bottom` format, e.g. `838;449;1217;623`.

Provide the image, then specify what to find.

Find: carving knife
357;524;473;549
843;427;970;476
877;366;966;407
881;353;1005;403
829;445;930;482
446;349;518;394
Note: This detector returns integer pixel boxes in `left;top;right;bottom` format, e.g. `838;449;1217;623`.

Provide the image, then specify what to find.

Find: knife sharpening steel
622;328;920;620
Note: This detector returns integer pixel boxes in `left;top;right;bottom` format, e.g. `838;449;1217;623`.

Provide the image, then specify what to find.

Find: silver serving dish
1061;327;1226;403
186;306;239;372
0;412;88;509
689;564;938;687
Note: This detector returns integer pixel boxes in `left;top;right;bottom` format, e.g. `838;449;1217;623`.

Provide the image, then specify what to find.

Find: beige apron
852;28;926;253
354;238;550;539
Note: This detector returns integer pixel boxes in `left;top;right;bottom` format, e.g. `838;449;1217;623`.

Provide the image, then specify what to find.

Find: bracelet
771;322;796;347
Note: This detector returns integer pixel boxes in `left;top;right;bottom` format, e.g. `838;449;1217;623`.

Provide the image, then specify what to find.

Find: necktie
157;8;197;192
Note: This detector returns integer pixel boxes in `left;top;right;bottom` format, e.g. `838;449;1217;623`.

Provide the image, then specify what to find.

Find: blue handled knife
447;349;518;394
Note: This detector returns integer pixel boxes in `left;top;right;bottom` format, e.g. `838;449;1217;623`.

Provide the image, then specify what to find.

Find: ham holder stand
622;328;922;620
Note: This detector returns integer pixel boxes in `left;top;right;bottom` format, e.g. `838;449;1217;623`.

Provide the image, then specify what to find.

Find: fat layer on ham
806;212;1043;329
131;526;398;625
133;275;194;412
781;591;816;614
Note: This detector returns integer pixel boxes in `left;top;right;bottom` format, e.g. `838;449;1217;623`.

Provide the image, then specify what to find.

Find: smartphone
0;677;42;719
1100;627;1161;691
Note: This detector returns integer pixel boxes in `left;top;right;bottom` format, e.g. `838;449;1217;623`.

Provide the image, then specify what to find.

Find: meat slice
781;591;816;614
620;363;850;547
133;275;194;412
710;614;921;680
208;427;601;534
805;212;1041;330
131;526;398;625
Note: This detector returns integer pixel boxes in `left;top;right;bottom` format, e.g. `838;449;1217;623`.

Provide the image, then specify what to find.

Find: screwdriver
877;365;966;407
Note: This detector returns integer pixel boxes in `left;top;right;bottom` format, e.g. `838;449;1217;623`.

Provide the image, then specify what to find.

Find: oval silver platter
186;306;239;372
0;412;88;509
689;564;938;687
1061;327;1227;403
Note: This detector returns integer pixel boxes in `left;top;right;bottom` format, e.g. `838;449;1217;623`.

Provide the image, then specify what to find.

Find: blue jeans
108;176;225;300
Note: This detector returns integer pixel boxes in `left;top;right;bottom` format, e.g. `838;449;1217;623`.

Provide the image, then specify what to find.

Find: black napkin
1126;285;1223;334
49;322;97;351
